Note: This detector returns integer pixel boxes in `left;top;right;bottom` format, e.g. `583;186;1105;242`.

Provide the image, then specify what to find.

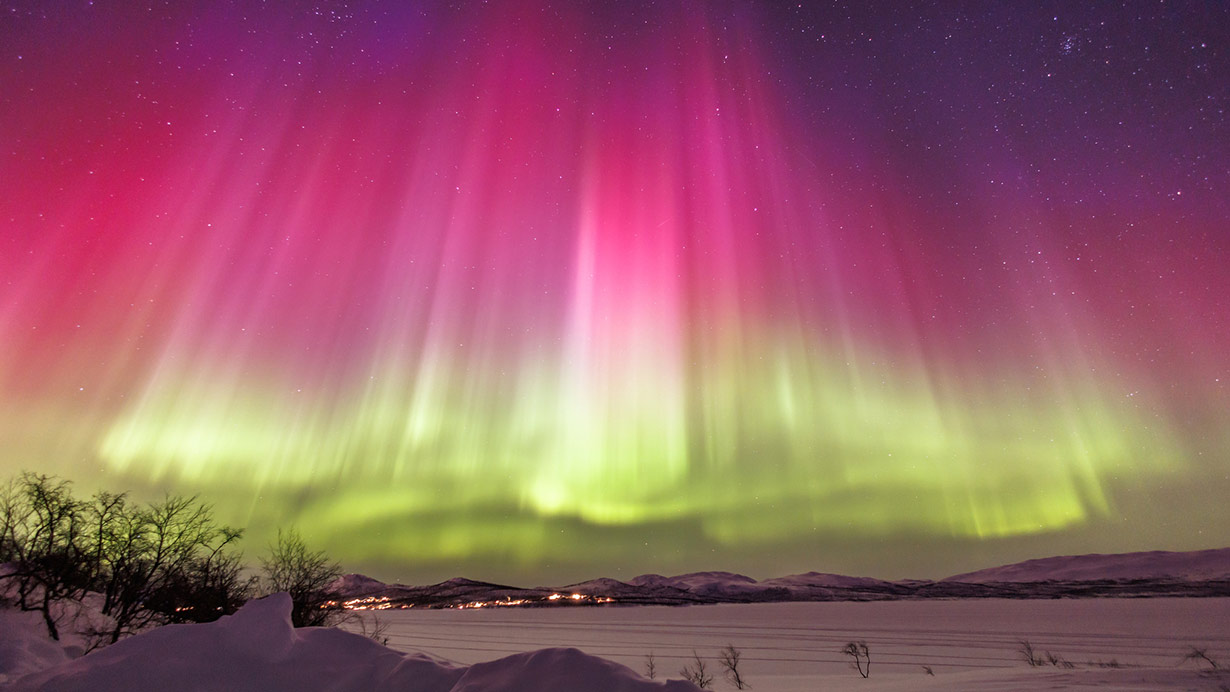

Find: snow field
360;598;1230;691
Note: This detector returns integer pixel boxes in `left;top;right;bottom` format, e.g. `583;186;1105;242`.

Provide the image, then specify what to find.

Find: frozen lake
359;598;1230;691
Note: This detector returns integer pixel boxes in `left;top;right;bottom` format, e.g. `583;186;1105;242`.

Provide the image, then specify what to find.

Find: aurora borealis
1;1;1227;584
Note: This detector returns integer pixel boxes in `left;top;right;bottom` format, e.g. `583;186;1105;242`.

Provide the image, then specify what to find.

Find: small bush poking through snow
717;643;748;689
1045;650;1075;669
841;640;870;678
679;650;713;688
1017;639;1044;667
1181;645;1219;669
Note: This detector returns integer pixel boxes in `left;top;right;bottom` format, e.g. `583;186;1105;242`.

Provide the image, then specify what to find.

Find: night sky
2;1;1227;585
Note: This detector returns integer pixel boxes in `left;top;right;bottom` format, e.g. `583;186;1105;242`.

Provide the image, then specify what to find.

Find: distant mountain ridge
942;548;1230;583
328;547;1230;608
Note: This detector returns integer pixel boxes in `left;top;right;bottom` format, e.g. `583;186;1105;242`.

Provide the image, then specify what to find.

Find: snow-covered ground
5;594;1227;690
360;598;1230;691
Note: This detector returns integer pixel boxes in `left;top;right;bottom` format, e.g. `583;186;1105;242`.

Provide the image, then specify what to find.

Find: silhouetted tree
143;525;254;625
93;495;249;642
1;473;250;644
261;528;342;627
0;473;90;640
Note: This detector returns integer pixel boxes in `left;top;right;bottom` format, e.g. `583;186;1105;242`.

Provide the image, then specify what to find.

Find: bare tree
643;652;657;679
0;472;246;650
1;474;250;644
841;641;870;678
0;473;90;640
0;478;16;561
90;492;143;621
680;650;714;689
718;643;749;689
261;528;342;627
0;477;32;594
144;525;254;625
84;491;126;578
96;495;248;643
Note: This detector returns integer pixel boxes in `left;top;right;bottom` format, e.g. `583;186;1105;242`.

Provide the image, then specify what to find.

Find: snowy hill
942;548;1230;583
764;571;892;590
329;573;391;597
629;571;756;590
628;571;772;597
6;593;700;692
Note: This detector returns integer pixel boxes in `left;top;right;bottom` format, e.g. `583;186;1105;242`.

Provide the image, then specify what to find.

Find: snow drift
7;593;699;692
0;609;70;683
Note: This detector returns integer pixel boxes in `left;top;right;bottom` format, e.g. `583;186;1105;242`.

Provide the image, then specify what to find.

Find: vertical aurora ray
1;1;1226;580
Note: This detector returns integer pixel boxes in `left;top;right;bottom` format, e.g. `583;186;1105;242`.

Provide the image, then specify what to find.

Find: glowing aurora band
91;16;1166;537
1;2;1221;579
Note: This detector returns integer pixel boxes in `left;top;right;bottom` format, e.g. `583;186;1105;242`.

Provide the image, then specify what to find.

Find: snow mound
8;593;699;692
944;548;1230;583
453;647;698;692
0;609;71;684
